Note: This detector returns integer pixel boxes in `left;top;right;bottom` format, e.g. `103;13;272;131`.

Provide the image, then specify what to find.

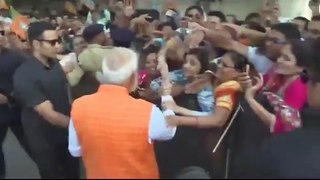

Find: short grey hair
96;47;138;87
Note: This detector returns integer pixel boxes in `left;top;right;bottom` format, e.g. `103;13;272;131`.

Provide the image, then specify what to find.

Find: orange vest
71;85;159;179
215;80;241;111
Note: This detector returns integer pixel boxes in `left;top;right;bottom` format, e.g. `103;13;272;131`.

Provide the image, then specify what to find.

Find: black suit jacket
255;106;320;179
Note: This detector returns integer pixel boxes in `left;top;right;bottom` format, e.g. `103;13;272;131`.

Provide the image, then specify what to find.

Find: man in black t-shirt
13;22;79;179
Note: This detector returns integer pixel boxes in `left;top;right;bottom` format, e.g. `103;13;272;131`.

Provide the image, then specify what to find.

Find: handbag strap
212;104;243;153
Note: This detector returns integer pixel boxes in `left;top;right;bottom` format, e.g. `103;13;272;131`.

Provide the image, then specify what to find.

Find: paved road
3;130;39;179
3;130;85;179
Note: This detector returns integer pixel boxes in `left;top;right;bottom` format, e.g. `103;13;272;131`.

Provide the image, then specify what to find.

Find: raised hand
187;30;205;49
123;0;135;17
188;22;208;32
124;6;134;17
157;48;169;76
157;48;166;65
237;65;253;90
245;73;264;99
238;65;264;97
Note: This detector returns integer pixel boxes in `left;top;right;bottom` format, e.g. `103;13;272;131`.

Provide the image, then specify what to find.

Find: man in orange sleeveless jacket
68;47;176;179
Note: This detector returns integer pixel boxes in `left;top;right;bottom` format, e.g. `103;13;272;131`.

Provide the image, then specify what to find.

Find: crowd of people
1;0;320;179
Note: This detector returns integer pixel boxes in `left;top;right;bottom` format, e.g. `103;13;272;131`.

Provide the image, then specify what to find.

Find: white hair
96;47;138;88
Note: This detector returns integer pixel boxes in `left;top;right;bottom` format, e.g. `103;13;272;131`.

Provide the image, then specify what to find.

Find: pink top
273;78;307;134
263;68;307;134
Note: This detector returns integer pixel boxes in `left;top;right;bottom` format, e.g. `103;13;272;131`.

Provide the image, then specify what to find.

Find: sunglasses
216;57;248;73
37;38;62;46
217;61;235;69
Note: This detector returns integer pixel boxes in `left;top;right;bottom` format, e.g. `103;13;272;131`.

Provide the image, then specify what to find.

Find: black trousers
23;126;80;179
31;143;80;179
0;105;31;178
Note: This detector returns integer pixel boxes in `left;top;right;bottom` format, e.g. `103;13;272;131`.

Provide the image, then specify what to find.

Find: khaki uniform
68;44;114;99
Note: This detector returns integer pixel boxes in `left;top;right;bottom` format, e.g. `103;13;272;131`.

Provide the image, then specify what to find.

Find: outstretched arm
166;106;231;128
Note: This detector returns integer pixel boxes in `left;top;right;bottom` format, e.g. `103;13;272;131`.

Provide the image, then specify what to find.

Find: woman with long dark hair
243;40;309;134
164;51;257;128
159;50;258;178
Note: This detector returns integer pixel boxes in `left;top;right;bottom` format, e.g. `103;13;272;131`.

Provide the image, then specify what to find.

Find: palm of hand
124;6;135;17
245;75;264;97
